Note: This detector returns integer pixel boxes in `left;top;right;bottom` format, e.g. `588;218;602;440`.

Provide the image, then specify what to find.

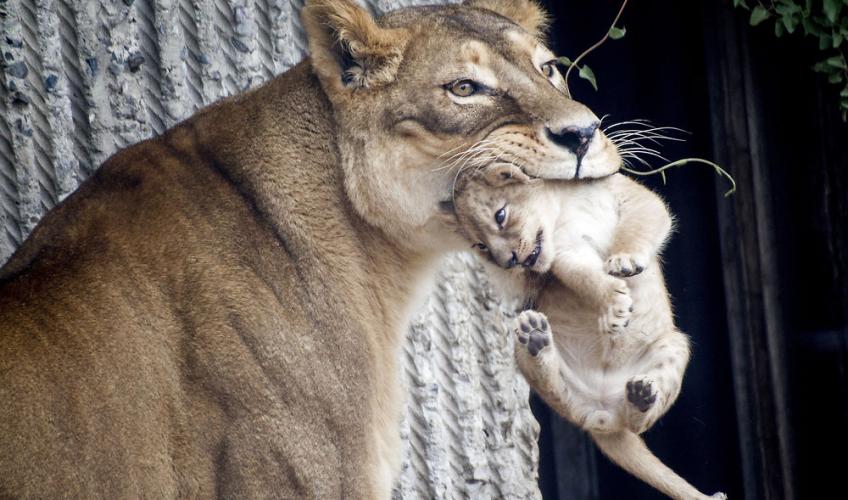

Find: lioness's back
0;123;249;497
0;58;383;497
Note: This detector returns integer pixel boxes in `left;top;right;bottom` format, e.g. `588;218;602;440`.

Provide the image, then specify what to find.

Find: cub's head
454;166;557;274
303;0;620;248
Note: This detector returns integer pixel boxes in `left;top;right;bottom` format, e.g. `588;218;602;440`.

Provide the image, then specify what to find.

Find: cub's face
454;170;557;274
303;0;620;246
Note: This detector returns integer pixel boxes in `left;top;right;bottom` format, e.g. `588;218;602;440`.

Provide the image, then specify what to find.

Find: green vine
556;1;737;197
621;159;737;197
735;0;848;121
558;0;629;96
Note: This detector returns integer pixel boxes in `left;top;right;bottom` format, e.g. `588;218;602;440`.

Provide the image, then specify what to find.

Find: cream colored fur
0;1;626;498
455;171;727;500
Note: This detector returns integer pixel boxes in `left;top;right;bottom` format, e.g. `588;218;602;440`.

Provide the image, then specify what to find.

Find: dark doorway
534;1;848;499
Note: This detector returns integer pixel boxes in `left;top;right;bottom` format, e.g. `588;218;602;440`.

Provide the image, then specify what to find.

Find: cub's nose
545;121;600;160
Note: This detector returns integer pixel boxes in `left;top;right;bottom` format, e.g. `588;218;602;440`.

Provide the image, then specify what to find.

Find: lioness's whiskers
601;119;653;132
620;149;670;164
431;139;499;173
619;146;669;159
611;137;664;153
608;131;685;144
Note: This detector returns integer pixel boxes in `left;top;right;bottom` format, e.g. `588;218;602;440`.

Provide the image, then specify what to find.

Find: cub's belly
538;286;657;404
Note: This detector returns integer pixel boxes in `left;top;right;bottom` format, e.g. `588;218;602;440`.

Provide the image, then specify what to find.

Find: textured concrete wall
0;1;542;498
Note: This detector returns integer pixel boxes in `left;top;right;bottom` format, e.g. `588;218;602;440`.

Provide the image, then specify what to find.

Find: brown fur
0;1;621;497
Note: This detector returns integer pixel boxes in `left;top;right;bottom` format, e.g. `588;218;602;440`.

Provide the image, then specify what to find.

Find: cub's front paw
599;279;633;335
626;375;658;413
515;310;552;357
606;252;649;278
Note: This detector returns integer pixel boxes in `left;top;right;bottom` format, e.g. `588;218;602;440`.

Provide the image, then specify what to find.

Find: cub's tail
591;430;727;500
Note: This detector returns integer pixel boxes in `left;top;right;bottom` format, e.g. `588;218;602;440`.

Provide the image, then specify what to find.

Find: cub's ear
483;163;534;187
302;0;409;94
464;0;549;39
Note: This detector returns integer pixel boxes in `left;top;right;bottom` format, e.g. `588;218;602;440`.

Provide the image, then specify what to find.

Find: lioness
453;169;726;499
0;0;620;497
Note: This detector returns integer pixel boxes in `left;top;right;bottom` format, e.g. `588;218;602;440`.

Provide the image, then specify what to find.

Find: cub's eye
448;80;478;97
495;206;507;227
541;61;556;78
472;242;489;252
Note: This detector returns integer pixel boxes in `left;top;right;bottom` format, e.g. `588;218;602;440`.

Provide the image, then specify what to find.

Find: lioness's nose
545;122;600;160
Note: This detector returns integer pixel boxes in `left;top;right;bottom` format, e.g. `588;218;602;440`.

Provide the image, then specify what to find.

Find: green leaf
828;71;844;83
834;31;844;48
750;6;770;26
840;86;848;97
782;14;798;33
775;21;786;37
826;55;847;69
733;0;749;10
578;64;598;91
801;17;816;35
820;34;833;49
824;0;841;24
608;26;626;40
775;3;801;16
813;61;830;72
557;56;573;67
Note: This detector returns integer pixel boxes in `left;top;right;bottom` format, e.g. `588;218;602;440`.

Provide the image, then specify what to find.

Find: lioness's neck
186;61;441;339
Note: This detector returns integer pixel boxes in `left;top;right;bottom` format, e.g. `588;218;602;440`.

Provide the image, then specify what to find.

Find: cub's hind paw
599;279;632;335
626;375;657;413
606;252;649;278
515;310;551;357
710;493;728;500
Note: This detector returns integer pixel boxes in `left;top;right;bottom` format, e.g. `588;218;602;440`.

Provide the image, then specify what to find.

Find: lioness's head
454;165;557;274
303;0;620;248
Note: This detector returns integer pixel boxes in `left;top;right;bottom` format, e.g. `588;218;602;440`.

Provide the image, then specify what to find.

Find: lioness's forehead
381;5;543;63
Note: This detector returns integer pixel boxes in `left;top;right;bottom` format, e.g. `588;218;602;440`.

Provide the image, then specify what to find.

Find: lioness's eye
541;61;556;78
448;80;478;97
495;207;507;226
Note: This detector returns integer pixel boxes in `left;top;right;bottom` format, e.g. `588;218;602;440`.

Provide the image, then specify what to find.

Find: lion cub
454;167;726;500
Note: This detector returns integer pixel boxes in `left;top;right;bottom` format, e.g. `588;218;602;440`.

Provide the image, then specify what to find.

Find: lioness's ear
302;0;408;94
465;0;549;39
483;164;533;187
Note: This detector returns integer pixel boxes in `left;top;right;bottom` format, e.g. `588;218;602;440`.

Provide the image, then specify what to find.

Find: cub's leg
551;254;633;336
606;175;674;277
513;310;616;432
623;331;691;434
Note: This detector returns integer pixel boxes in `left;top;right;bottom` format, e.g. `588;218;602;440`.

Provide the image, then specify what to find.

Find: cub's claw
606;252;649;278
515;310;551;357
626;376;658;413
